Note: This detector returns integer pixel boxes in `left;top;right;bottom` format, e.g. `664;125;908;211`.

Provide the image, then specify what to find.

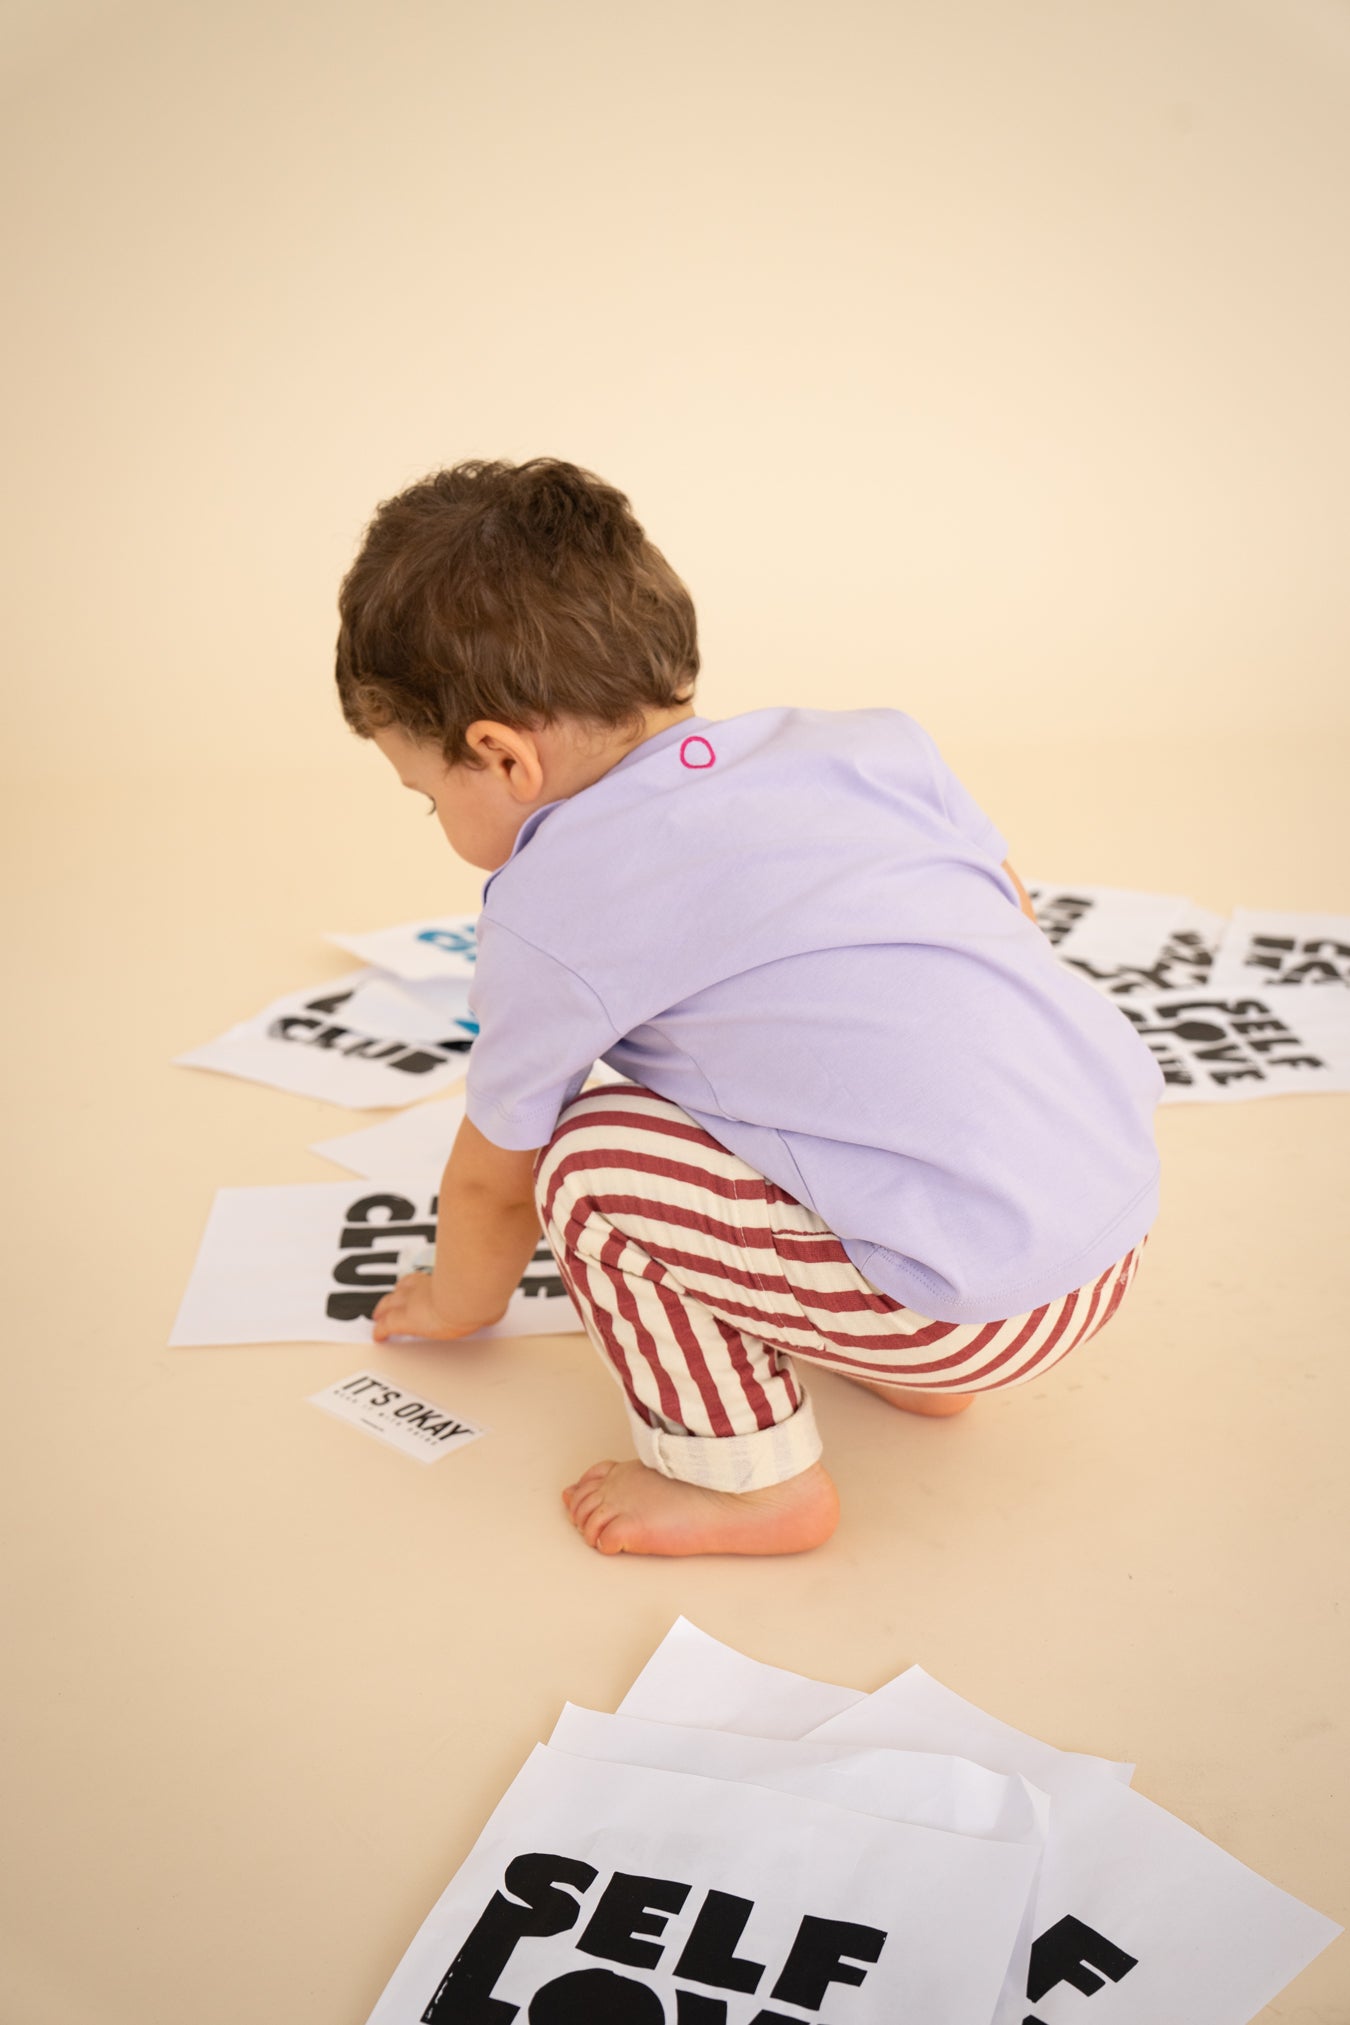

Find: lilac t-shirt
465;708;1163;1323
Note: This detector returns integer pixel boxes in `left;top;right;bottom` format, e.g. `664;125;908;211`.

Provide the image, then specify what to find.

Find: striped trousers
531;1084;1151;1492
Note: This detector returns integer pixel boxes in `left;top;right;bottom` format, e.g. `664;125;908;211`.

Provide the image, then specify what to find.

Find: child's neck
549;698;699;798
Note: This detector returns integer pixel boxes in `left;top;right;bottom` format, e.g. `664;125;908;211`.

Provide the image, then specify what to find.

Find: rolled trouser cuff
627;1396;823;1492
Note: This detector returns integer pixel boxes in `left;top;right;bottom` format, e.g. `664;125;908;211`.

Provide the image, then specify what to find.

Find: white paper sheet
169;1179;582;1346
811;1669;1341;2024
326;912;479;982
1114;986;1350;1102
363;1742;1040;2025
617;1617;865;1736
1023;883;1192;965
175;970;474;1110
312;1088;469;1183
311;1064;636;1183
338;974;477;1042
811;1666;1133;1790
1206;908;1350;997
549;1704;1049;2025
550;1704;1047;1847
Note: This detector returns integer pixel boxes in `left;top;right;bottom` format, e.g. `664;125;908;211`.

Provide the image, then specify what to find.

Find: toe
580;1497;618;1550
571;1486;608;1535
562;1462;613;1507
592;1513;635;1556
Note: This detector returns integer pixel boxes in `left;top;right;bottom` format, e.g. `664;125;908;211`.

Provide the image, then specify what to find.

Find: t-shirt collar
481;715;711;900
606;713;711;777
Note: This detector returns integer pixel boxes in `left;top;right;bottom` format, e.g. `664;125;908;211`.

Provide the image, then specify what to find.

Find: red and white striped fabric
532;1084;1152;1492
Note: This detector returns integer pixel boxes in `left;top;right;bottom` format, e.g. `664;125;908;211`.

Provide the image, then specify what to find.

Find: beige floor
2;729;1347;2022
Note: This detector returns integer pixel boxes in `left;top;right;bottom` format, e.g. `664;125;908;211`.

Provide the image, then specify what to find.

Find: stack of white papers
364;1619;1340;2024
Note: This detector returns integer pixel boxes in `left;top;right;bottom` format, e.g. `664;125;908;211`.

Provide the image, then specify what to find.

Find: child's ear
469;720;542;797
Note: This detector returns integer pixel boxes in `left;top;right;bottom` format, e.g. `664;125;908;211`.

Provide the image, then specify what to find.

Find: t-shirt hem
846;1169;1159;1325
465;1086;566;1152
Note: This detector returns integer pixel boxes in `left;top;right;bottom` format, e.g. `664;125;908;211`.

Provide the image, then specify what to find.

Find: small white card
309;1370;486;1464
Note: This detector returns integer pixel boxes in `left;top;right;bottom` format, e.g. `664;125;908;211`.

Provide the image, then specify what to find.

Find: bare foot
848;1376;976;1417
560;1458;840;1557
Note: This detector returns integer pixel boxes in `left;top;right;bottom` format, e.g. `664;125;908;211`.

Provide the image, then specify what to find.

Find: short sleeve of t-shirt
910;719;1009;864
465;920;620;1150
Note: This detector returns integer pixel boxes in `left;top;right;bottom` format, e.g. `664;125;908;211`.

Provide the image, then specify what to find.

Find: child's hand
371;1273;505;1343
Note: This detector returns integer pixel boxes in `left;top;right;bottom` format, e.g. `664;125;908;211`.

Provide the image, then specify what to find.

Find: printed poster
363;1743;1040;2025
1205;909;1350;997
548;1704;1049;2025
1048;903;1226;1002
1023;884;1191;966
615;1625;1340;2024
175;970;476;1110
169;1179;582;1346
1115;988;1350;1103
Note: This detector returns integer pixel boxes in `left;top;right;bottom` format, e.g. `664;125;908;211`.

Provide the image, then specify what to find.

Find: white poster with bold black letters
169;1179;581;1346
175;969;477;1109
362;1743;1040;2025
546;1704;1049;2025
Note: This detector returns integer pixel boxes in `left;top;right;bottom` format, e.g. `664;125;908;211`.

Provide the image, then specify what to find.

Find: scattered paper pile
1022;889;1350;1103
167;892;1350;1350
172;893;1350;1119
363;1618;1339;2024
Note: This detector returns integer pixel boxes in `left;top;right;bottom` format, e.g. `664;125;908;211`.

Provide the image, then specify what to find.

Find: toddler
335;458;1161;1558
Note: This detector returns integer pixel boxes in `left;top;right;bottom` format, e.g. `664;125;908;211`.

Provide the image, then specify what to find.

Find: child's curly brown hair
336;458;699;771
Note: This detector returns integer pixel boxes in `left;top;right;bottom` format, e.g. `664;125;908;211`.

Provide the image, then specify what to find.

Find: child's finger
372;1294;403;1340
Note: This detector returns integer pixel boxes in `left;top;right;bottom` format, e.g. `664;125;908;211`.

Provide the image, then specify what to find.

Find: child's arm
372;1117;545;1341
1002;859;1039;926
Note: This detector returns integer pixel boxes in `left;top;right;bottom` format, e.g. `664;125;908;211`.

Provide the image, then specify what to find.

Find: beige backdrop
2;2;1348;2021
4;0;1350;780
